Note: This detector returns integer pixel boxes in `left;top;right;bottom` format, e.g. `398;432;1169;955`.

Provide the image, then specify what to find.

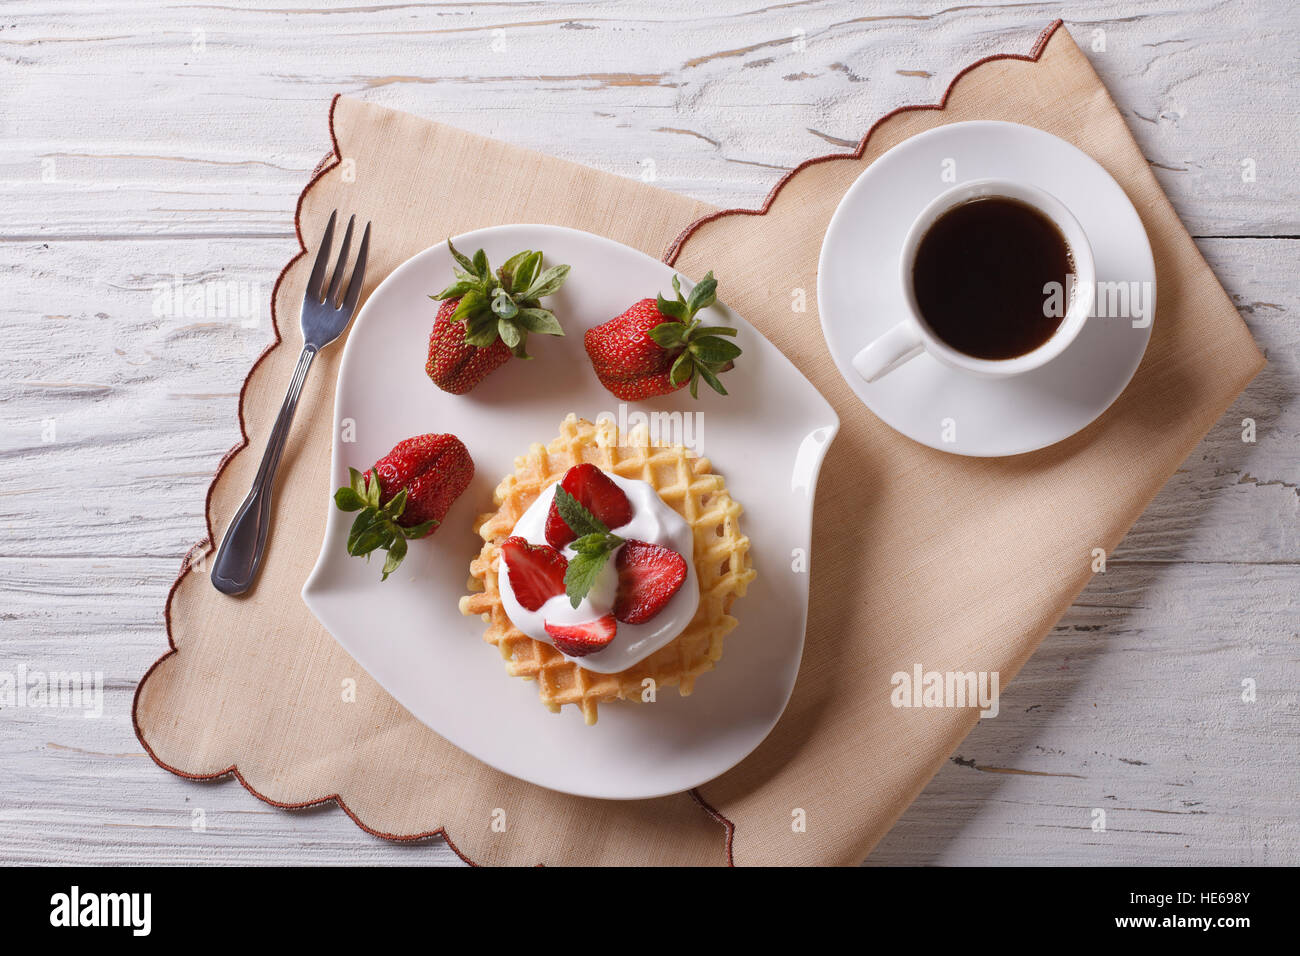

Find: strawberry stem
646;270;740;397
333;470;437;581
432;239;572;359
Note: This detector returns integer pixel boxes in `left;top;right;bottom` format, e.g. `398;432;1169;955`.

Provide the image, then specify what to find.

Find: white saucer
817;121;1155;457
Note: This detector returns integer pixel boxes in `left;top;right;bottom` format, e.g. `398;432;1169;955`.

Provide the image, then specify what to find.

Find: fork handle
211;345;317;595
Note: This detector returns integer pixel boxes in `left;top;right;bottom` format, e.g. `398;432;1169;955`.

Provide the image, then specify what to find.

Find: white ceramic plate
818;121;1156;456
302;225;838;799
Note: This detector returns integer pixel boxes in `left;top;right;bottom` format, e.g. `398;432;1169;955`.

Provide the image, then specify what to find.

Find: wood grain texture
0;0;1295;865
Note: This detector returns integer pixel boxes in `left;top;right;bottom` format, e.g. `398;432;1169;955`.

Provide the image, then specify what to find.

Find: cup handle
852;321;924;382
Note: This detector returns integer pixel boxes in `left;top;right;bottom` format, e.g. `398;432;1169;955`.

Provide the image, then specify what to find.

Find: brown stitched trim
661;19;1064;266
689;788;735;867
665;19;1065;864
309;150;334;181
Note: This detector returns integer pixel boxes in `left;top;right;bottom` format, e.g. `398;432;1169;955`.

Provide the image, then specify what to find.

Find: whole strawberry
427;240;571;394
584;271;740;400
333;433;474;580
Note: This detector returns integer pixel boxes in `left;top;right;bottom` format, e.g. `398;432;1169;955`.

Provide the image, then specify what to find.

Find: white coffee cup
852;178;1095;382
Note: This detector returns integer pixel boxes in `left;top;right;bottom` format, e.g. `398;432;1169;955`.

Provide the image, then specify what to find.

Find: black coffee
911;196;1072;360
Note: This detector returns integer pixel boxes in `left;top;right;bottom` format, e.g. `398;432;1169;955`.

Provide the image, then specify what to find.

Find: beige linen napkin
135;21;1263;865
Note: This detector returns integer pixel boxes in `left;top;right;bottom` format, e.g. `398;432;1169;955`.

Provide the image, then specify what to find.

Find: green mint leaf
564;530;625;606
570;532;604;553
564;549;612;609
571;531;623;555
554;485;608;538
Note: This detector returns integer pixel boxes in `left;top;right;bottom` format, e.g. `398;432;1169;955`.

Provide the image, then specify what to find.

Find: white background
1;0;1295;865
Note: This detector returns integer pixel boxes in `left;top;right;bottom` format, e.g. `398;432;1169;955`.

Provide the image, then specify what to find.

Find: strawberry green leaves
646;271;741;397
431;239;571;360
553;485;625;608
514;308;563;336
523;265;572;300
334;468;436;581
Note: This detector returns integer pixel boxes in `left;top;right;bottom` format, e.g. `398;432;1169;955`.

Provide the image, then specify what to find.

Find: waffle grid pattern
458;414;755;724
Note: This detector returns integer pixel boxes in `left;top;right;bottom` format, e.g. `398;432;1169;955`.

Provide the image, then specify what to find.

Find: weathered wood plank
870;566;1299;865
0;1;1296;238
1;0;1295;866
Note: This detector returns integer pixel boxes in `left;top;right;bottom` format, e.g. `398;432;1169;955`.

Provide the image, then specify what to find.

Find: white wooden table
1;0;1295;866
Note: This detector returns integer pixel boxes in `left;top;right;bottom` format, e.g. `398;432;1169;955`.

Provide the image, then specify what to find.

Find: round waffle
458;414;755;724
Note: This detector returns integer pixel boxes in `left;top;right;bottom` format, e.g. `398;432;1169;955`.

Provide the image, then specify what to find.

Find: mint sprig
553;486;624;607
554;485;607;537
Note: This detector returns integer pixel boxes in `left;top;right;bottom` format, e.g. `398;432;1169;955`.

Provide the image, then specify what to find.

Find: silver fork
211;210;371;595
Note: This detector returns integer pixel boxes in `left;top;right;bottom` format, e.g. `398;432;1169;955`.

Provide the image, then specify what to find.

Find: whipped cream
497;472;699;674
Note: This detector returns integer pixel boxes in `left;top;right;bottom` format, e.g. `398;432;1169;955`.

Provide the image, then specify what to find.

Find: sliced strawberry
544;614;617;657
544;463;634;548
500;536;567;611
614;540;688;624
